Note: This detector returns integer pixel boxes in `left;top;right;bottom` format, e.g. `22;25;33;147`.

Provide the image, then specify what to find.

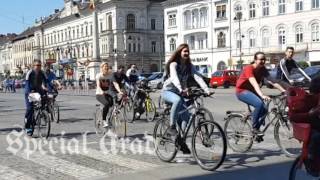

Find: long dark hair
165;43;192;75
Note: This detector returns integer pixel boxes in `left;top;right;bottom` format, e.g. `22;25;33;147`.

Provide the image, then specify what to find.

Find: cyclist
289;76;320;176
276;46;311;87
44;64;62;96
24;60;49;136
96;62;114;127
110;65;130;103
126;64;140;83
162;43;211;154
236;52;286;138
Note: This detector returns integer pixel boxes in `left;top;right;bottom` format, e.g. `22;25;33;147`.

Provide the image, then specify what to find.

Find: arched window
200;7;208;27
192;9;199;29
249;30;256;47
311;23;319;42
217;32;226;48
169;38;176;52
108;15;112;30
261;28;270;47
278;27;286;45
127;14;135;30
184;10;192;29
295;25;303;43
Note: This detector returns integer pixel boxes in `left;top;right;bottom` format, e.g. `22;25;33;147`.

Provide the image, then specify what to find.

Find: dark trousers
309;129;320;165
96;94;113;121
24;91;45;129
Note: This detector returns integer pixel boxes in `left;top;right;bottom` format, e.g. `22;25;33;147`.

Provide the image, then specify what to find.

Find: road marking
0;165;35;180
16;151;107;179
80;147;159;171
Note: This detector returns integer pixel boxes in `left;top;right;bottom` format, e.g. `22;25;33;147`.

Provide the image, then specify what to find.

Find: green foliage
297;61;309;69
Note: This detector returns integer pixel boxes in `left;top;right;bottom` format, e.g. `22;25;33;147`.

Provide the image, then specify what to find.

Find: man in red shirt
236;52;286;136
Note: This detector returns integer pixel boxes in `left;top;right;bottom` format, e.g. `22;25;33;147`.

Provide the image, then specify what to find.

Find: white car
147;72;164;89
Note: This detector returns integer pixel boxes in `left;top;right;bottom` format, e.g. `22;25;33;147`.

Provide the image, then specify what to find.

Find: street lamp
234;12;243;69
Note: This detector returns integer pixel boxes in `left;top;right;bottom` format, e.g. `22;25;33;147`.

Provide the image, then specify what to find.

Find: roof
12;26;38;42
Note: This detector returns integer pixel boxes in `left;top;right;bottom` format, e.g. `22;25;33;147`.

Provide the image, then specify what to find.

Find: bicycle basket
291;122;311;142
28;93;41;102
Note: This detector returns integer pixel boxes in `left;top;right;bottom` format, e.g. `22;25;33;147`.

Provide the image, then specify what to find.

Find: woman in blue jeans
235;52;286;137
161;43;211;153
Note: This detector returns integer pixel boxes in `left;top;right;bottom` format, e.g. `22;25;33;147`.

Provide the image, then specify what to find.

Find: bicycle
126;81;157;122
153;89;227;171
94;94;128;138
224;93;301;157
28;93;51;139
47;92;60;123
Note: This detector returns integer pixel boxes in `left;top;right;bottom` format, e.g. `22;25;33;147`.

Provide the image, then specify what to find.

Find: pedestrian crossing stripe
0;165;35;180
16;151;108;179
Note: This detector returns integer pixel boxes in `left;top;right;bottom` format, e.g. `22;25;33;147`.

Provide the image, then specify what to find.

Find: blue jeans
236;90;267;129
161;90;190;130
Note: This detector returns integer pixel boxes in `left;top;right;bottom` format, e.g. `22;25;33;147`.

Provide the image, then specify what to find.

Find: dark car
210;70;240;88
303;65;320;79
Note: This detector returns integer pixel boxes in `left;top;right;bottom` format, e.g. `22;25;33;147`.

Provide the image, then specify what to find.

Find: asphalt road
0;87;299;180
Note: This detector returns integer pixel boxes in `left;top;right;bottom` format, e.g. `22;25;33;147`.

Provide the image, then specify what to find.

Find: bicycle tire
192;120;227;171
145;98;156;122
274;119;301;158
111;110;127;138
124;98;135;123
34;110;51;139
54;102;60;123
224;114;253;153
192;108;214;130
288;156;315;180
153;119;177;162
94;108;105;135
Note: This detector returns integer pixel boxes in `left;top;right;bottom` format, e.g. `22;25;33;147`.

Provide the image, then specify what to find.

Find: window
184;11;191;29
312;0;320;8
279;0;286;14
278;27;286;45
296;25;303;43
151;19;156;30
249;3;256;19
199;39;204;49
234;4;242;15
127;14;135;30
262;0;270;16
168;13;176;27
312;23;320;42
217;32;226;48
249;31;256;47
77;28;79;38
189;36;195;49
200;7;208;27
151;41;156;53
85;26;88;36
262;29;270;47
295;0;303;11
81;26;83;37
216;5;226;19
100;22;103;32
90;24;93;35
133;43;136;52
138;43;141;52
169;38;176;52
72;29;75;39
108;15;112;30
192;9;199;28
128;43;132;52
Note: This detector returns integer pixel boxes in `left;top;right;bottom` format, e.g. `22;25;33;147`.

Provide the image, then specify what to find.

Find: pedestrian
12;77;16;93
4;77;10;93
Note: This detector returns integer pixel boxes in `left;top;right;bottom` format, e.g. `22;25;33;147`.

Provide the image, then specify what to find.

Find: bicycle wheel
193;108;214;130
145;98;156;122
153;118;177;162
289;156;318;180
274;118;301;157
124;98;135;123
111;110;127;138
34;111;51;139
192;120;227;171
53;102;60;123
94;108;106;135
224;114;253;152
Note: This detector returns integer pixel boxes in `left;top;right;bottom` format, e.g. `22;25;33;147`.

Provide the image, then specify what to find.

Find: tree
297;61;309;69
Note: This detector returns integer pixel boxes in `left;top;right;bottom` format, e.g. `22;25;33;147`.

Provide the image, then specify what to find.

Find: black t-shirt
110;72;128;94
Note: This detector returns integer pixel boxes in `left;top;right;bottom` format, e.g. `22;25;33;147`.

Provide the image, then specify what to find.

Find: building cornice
162;0;205;8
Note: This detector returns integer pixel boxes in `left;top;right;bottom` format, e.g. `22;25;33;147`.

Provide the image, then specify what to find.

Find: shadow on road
59;118;92;123
0;127;23;134
50;131;96;139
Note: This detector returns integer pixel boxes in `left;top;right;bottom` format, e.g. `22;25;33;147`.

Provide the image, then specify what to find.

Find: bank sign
191;57;208;63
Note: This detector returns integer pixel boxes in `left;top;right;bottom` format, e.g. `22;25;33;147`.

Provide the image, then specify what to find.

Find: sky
0;0;64;34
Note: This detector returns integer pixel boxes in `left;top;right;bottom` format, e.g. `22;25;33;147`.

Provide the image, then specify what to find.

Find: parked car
138;73;153;81
210;70;240;88
148;72;164;89
301;65;320;79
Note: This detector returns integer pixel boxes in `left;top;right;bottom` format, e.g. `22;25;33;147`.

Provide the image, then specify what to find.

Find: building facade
163;0;320;77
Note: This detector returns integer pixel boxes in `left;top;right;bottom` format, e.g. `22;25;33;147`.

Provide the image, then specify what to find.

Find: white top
95;73;112;95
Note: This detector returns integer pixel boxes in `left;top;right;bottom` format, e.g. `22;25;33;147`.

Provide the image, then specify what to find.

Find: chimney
54;9;59;13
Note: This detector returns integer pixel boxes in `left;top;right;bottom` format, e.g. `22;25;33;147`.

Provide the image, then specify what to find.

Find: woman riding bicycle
96;62;114;127
289;76;320;176
162;43;211;152
236;52;286;137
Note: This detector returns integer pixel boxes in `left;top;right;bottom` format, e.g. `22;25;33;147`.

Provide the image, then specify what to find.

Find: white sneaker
103;121;111;128
135;112;140;117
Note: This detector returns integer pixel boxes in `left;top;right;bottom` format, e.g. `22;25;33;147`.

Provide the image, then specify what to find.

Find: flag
89;0;95;10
